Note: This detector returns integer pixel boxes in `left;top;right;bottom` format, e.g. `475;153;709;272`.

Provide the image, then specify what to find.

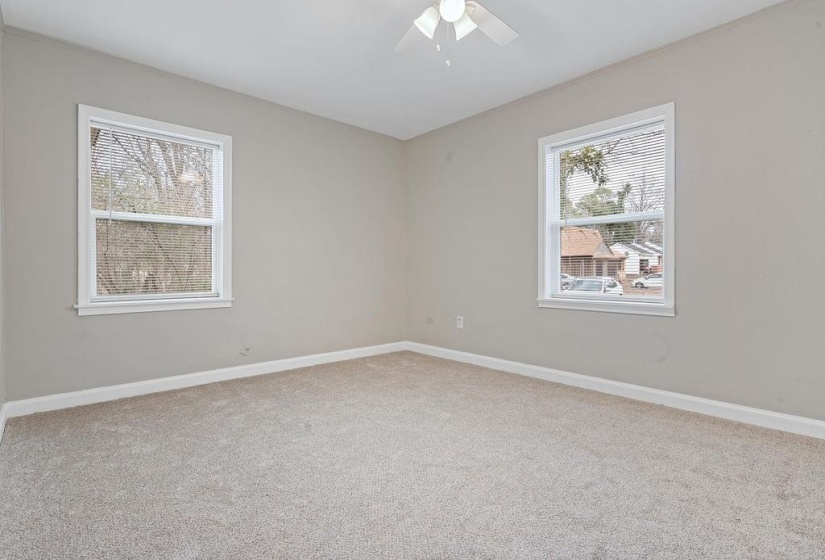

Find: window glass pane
559;220;664;300
91;127;214;219
96;219;213;296
559;124;665;220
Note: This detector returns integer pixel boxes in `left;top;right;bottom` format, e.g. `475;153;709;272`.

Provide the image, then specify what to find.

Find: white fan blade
466;1;517;46
414;6;441;39
453;12;478;41
395;24;423;52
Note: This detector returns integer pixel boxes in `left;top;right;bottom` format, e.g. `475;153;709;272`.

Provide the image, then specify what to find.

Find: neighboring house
610;242;663;275
561;227;626;279
642;241;664;273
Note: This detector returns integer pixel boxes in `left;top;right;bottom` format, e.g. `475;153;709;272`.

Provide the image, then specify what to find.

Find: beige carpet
1;352;823;559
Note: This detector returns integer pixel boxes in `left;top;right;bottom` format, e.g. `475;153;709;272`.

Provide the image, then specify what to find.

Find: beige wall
405;0;825;420
3;31;406;400
0;25;5;407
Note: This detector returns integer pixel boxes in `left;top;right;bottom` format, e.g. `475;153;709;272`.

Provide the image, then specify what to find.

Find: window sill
538;298;675;317
75;297;233;316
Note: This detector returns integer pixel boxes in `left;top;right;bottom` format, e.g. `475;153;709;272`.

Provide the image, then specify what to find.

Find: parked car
566;277;623;295
634;273;663;289
560;273;575;289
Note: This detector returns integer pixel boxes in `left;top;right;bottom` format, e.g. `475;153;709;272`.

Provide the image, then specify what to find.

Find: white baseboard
2;340;822;445
2;342;407;424
405;342;825;441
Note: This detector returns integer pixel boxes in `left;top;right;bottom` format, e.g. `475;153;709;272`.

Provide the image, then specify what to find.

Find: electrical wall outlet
456;316;464;329
240;342;253;357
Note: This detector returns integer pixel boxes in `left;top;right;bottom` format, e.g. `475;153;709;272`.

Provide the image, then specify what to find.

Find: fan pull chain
436;16;452;67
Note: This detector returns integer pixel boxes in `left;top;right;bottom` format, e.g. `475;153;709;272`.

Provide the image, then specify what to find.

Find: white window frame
76;105;233;316
538;103;675;317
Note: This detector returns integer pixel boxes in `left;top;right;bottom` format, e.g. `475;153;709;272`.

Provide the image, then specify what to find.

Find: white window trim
76;105;233;316
537;103;675;317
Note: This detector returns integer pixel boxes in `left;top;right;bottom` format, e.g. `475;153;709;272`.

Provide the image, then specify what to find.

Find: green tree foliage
574;183;636;245
559;146;608;219
576;183;631;217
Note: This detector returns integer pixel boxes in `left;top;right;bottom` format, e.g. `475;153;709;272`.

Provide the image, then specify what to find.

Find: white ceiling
0;0;785;139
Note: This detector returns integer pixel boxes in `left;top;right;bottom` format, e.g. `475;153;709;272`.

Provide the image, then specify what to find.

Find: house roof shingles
561;227;625;260
612;242;660;256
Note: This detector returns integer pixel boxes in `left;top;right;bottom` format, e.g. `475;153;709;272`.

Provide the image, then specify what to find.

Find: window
76;105;232;315
538;104;674;316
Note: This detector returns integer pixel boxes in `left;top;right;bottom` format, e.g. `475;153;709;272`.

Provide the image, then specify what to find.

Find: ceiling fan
396;0;518;51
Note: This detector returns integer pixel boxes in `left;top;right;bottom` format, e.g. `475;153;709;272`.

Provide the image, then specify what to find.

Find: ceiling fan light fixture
453;12;477;41
439;0;466;23
397;0;517;52
414;6;441;39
